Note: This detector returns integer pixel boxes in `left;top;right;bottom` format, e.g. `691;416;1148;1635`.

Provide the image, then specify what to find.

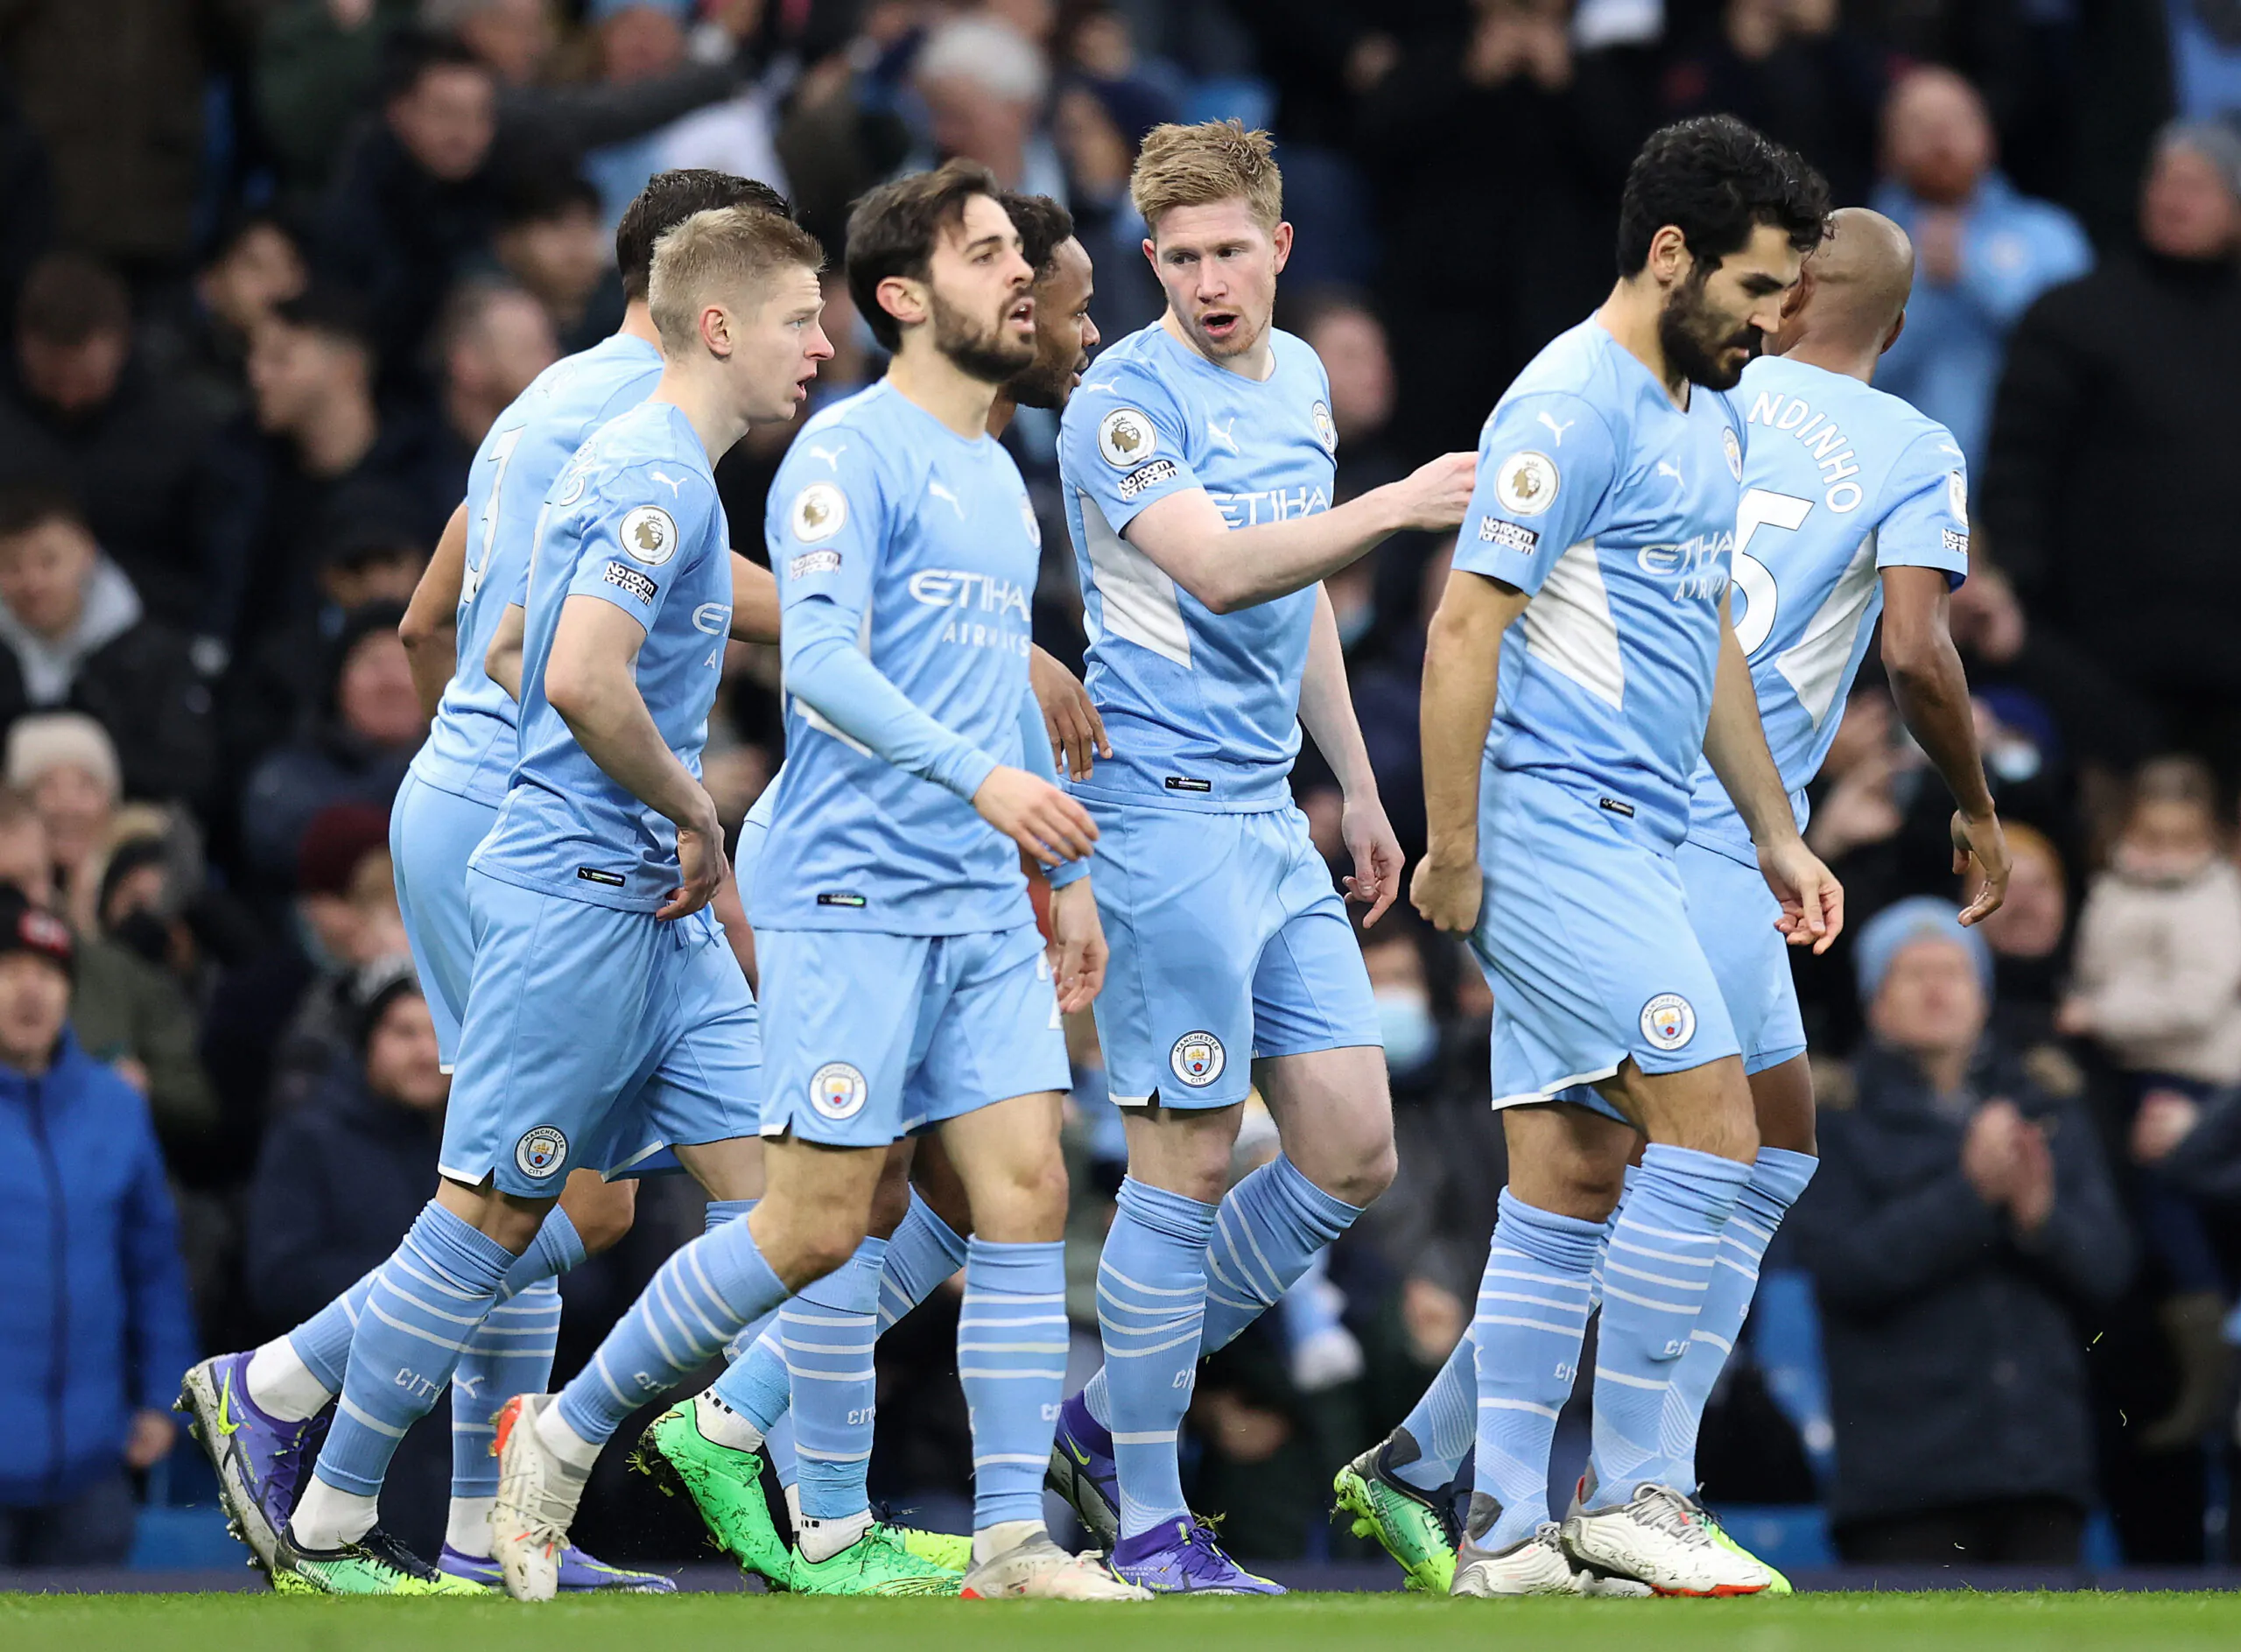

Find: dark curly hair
1616;116;1830;278
998;192;1076;281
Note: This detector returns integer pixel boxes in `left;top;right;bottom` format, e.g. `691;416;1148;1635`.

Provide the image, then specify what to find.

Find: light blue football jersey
754;382;1041;936
1685;355;1971;862
470;399;731;911
1458;317;1746;847
1058;321;1338;812
411;333;664;806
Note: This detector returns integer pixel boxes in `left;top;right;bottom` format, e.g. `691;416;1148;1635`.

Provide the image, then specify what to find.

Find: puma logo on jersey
927;481;966;518
805;443;848;469
1205;418;1240;455
647;468;686;496
1537;411;1574;446
1655;460;1685;485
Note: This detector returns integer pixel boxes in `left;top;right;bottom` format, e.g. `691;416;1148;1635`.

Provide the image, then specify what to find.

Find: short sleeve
1060;361;1201;535
768;432;889;627
1872;432;1970;589
565;461;720;628
1453;390;1620;596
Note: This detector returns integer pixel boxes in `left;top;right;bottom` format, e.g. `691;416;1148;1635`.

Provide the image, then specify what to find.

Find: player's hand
1409;844;1482;935
1341;790;1405;926
1387;452;1480;532
661;800;730;922
973;766;1099;864
1049;879;1108;1013
1952;810;2010;926
1760;833;1844;954
1030;645;1110;780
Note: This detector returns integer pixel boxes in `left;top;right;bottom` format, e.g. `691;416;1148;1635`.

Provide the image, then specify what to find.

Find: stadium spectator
0;0;254;271
241;957;458;1553
0;883;196;1566
237;602;425;889
1871;65;2092;473
1354;0;1634;457
0;488;215;810
494;172;622;353
1973;819;2069;1046
433;278;559;462
235;288;455;650
5;711;119;932
253;0;406;199
1795;898;2132;1565
1981;119;2241;779
0;254;236;646
158;210;313;428
0;791;218;1147
910;15;1066;196
317;32;508;374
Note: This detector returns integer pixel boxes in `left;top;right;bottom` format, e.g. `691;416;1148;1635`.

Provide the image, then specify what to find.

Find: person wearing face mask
2059;756;2241;1449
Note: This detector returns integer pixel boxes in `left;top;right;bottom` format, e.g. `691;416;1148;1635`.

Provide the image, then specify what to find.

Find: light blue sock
705;1199;755;1234
449;1277;564;1507
313;1202;516;1497
879;1192;969;1331
1661;1147;1816;1489
1589;1143;1753;1497
1586;1165;1636;1311
1096;1177;1217;1537
291;1269;379;1395
1390;1330;1475;1493
783;1236;886;1520
1202;1155;1361;1353
766;1416;797;1489
556;1211;789;1446
1471;1190;1603;1546
961;1237;1069;1530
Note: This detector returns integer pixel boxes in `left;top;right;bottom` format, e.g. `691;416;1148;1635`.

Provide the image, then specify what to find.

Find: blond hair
648;205;824;354
1129;119;1282;236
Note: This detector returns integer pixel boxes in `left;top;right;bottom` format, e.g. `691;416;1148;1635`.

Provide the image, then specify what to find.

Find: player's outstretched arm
1410;568;1528;935
401;501;470;718
726;552;780;643
545;594;728;919
1703;601;1842;953
1123;451;1477;615
484;601;527;701
1881;563;2008;924
1300;586;1402;924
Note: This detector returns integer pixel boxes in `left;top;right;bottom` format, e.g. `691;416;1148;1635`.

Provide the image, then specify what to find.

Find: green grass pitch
8;1592;2241;1652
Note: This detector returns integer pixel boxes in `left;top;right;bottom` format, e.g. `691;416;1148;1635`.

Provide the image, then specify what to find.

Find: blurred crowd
4;0;2241;1575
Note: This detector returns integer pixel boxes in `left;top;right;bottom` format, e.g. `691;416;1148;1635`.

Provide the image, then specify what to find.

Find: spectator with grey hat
1985;116;2241;780
1791;896;2133;1566
0;881;199;1566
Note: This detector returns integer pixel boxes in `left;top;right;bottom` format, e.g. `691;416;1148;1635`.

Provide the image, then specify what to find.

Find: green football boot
268;1523;487;1596
789;1522;963;1596
887;1521;973;1572
1333;1431;1461;1594
1705;1510;1793;1595
633;1401;790;1588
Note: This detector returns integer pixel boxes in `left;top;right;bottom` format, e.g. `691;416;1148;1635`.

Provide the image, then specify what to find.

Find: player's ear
1269;221;1293;276
1647;224;1690;287
876;274;928;336
699;302;733;359
1140;235;1157;273
1881;307;1907;356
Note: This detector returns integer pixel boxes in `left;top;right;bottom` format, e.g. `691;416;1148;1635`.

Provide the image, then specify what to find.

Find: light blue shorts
1474;770;1739;1116
1679;837;1808;1078
755;923;1070;1149
439;872;762;1195
391;771;499;1071
1085;801;1380;1109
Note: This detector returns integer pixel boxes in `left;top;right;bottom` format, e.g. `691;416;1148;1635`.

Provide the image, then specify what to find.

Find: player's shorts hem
1251;1036;1384;1064
1491;1062;1622;1111
437;1159;492;1185
438;1063;454;1077
1742;1042;1809;1078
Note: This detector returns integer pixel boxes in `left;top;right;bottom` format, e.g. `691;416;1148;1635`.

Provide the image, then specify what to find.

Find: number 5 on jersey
1729;487;1813;657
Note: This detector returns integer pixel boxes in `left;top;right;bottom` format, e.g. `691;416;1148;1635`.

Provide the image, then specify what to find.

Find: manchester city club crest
515;1125;570;1178
1170;1030;1226;1087
808;1061;869;1121
1723;425;1743;481
1311;399;1338;454
1639;993;1697;1052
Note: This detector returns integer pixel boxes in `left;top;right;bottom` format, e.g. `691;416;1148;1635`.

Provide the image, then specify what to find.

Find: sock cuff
411;1200;517;1289
964;1236;1065;1290
703;1199;756;1235
1753;1146;1818;1206
1494;1187;1607;1271
797;1236;889;1313
1636;1142;1754;1198
534;1206;587;1274
1261;1155;1362;1243
701;1212;786;1318
1114;1176;1219;1246
903;1190;970;1269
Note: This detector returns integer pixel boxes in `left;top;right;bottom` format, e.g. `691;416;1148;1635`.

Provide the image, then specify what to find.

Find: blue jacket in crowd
1871;172;2093;475
0;1029;198;1507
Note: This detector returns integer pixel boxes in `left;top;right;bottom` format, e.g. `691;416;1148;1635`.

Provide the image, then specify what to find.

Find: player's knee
1318;1134;1396;1208
868;1160;915;1237
561;1176;637;1255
